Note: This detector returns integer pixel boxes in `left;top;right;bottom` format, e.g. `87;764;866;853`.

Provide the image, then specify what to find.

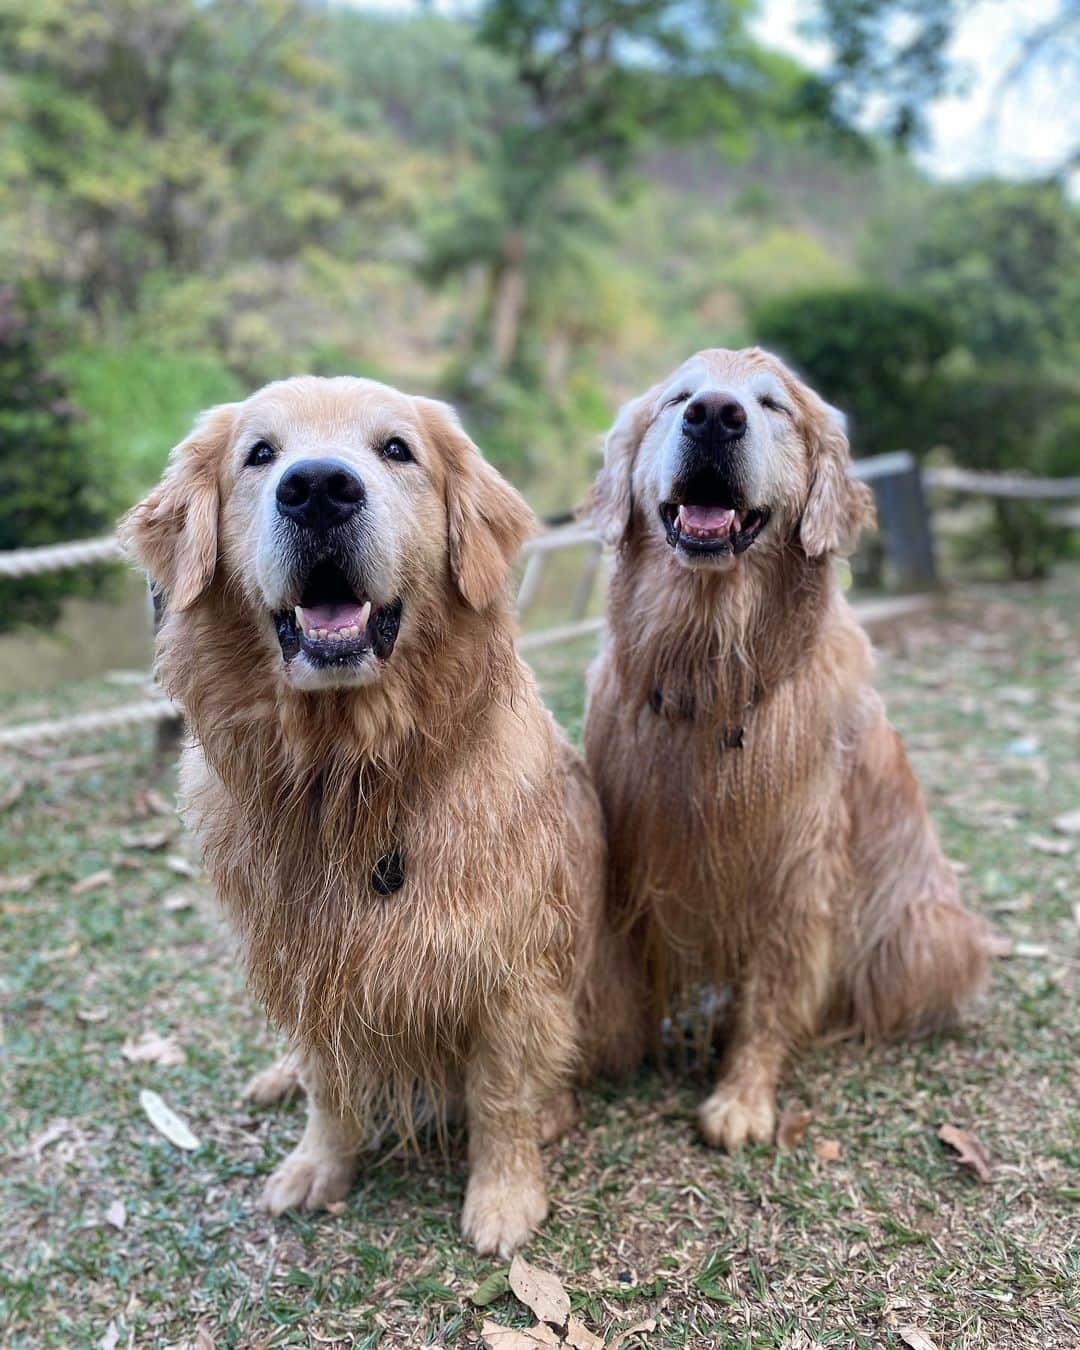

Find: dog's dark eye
245;440;276;467
758;396;790;416
664;392;691;409
380;437;413;463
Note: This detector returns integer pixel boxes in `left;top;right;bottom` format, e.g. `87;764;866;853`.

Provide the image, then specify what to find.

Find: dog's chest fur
588;569;875;987
180;722;573;1115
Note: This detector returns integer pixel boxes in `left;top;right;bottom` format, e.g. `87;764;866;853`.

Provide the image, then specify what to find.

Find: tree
866;179;1080;369
813;0;1080;163
752;287;954;457
0;287;108;630
426;0;827;381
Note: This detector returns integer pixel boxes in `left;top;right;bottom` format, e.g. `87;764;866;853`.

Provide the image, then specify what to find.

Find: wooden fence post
852;452;938;592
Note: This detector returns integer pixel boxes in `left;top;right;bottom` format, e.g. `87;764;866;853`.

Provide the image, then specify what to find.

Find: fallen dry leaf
481;1321;560;1349
195;1326;215;1350
162;892;193;913
814;1138;842;1162
122;1031;185;1067
565;1317;604;1350
610;1321;657;1349
166;854;197;877
100;1322;119;1350
1028;834;1074;856
1011;942;1050;959
777;1104;813;1150
0;777;24;812
0;871;37;894
26;1118;70;1158
610;1321;657;1350
898;1327;940;1350
72;869;114;896
508;1254;570;1328
938;1123;992;1183
1052;808;1080;835
104;1199;126;1230
139;1089;200;1151
120;828;173;852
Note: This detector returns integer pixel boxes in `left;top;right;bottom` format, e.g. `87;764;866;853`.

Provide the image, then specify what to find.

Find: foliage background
0;0;1078;618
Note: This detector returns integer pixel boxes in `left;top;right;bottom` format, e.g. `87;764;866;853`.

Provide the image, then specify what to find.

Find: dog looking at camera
585;347;991;1150
121;376;636;1256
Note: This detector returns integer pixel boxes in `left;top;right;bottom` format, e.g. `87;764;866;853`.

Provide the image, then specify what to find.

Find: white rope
0;697;179;750
0;535;124;577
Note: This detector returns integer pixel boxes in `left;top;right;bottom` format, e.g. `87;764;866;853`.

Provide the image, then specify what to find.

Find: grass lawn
1;578;1077;1348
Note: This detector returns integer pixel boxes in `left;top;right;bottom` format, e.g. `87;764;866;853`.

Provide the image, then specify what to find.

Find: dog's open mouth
273;558;402;667
660;502;769;557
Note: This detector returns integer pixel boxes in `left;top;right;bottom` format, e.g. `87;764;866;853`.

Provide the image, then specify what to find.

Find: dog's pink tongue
301;603;367;633
678;505;735;533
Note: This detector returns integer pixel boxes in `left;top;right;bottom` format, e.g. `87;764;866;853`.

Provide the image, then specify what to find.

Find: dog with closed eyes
585;347;991;1150
121;375;638;1256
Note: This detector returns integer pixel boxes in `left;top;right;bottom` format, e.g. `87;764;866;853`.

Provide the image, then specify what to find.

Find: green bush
752;286;954;458
59;344;244;512
0;287;111;632
935;367;1080;579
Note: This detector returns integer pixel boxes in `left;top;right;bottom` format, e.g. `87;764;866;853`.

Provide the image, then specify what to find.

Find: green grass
1;579;1078;1347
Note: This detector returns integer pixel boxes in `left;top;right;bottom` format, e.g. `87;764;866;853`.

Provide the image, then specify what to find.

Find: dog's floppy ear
421;399;537;611
799;399;875;558
119;403;237;612
588;390;655;547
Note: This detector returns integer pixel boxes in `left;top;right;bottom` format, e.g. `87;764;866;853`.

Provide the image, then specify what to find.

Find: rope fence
1;461;1077;753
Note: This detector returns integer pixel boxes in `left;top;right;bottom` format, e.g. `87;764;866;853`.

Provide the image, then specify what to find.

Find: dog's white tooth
295;605;307;632
358;600;372;630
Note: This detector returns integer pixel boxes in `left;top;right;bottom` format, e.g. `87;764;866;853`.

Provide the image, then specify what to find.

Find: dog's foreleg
261;1055;363;1214
699;897;834;1152
460;989;575;1257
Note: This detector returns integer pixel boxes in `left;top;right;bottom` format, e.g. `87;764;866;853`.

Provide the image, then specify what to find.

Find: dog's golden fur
585;347;991;1149
121;376;635;1255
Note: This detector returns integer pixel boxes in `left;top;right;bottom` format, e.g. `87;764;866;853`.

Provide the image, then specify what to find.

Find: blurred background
0;0;1078;688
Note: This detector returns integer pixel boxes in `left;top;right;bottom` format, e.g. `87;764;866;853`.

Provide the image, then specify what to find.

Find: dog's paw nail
462;1176;548;1257
261;1149;352;1214
698;1085;776;1152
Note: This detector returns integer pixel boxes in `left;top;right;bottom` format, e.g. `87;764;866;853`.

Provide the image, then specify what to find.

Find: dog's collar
648;684;754;750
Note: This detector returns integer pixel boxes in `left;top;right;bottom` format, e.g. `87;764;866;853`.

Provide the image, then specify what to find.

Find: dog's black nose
683;395;747;442
276;459;365;530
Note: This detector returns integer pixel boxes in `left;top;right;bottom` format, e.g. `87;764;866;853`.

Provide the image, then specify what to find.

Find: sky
343;0;1078;186
756;0;1078;185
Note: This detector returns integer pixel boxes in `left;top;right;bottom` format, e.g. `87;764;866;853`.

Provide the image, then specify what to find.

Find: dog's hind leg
244;1047;303;1106
838;719;991;1039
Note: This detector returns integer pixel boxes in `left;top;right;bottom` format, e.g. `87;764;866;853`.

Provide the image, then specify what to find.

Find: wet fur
585;347;991;1148
121;379;637;1254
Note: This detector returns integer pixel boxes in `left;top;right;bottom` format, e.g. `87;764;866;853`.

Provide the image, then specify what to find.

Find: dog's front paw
261;1146;355;1215
461;1171;548;1257
699;1079;776;1151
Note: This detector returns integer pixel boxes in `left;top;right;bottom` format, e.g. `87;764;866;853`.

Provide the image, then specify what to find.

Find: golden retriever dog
121;376;633;1256
585;347;991;1150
